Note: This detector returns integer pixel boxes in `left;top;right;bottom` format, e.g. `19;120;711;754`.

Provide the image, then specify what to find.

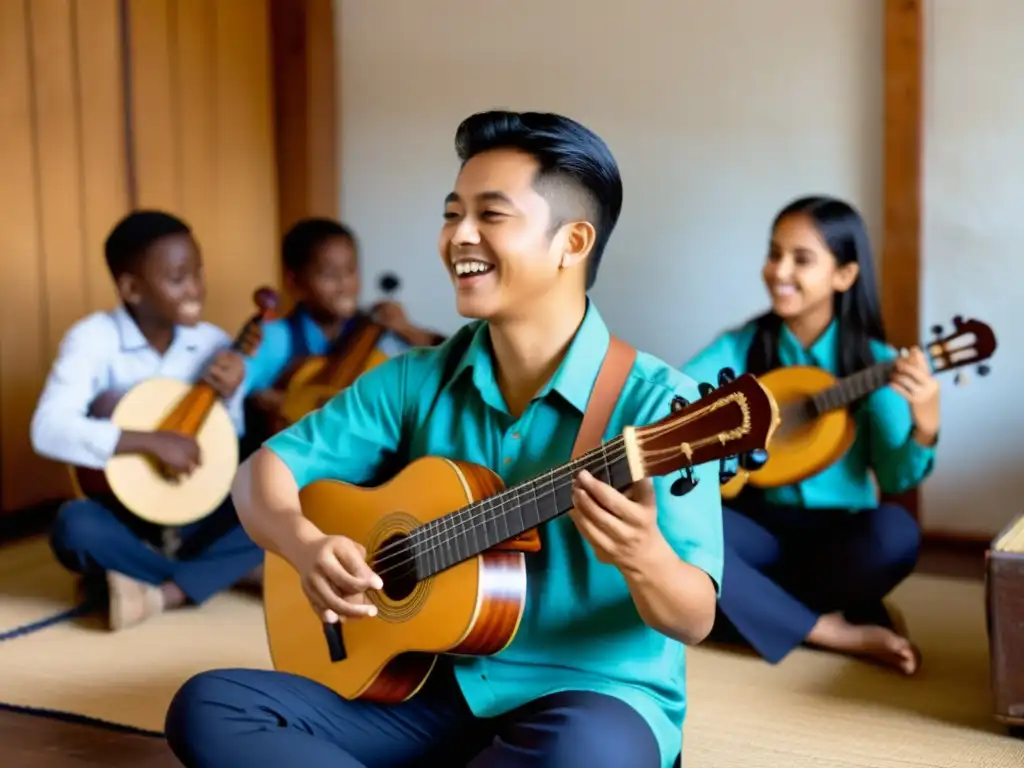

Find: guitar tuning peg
670;395;690;413
977;364;991;377
954;371;968;386
697;382;716;398
716;367;736;386
739;449;769;471
670;467;698;497
931;324;944;336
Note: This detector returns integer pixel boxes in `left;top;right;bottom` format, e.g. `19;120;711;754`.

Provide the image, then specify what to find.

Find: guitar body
263;456;530;703
721;365;854;498
69;379;239;526
276;347;390;427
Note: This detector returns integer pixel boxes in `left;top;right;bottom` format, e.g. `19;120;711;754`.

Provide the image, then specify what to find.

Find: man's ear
558;220;596;271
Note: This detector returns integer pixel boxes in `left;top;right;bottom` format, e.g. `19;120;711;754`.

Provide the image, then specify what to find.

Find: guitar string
369;424;724;580
364;410;728;575
370;442;634;580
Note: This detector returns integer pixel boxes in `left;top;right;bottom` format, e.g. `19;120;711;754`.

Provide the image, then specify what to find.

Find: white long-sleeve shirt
30;304;246;470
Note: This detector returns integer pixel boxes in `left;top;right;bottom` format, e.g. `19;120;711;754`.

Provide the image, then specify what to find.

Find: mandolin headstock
628;373;780;482
927;315;997;384
233;286;279;356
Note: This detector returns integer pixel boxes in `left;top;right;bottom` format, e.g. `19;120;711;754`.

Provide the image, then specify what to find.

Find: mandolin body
276;347;390;427
721;365;854;498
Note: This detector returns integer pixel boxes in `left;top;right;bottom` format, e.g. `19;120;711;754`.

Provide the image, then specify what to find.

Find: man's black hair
104;210;192;277
282;217;358;274
454;110;623;289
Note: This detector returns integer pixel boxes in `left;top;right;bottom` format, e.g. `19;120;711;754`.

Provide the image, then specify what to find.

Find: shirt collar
778;317;839;368
112;304;200;354
446;299;613;414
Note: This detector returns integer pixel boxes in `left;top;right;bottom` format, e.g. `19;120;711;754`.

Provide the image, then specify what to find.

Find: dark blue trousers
712;502;921;663
164;662;663;768
50;496;263;605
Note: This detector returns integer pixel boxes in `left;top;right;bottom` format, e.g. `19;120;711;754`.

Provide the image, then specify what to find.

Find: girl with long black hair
682;195;940;675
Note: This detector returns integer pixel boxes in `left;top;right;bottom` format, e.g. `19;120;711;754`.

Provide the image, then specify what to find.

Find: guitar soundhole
372;533;418;602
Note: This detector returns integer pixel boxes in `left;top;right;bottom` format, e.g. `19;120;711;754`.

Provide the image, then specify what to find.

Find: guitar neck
320;315;386;388
809;360;896;416
411;437;633;579
157;312;262;435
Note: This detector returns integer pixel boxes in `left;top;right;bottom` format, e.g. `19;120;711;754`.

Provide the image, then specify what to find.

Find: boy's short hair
282;218;358;274
104;210;192;277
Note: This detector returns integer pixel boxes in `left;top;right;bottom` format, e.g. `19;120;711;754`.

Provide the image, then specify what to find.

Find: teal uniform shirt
682;318;936;509
265;301;724;767
244;306;412;394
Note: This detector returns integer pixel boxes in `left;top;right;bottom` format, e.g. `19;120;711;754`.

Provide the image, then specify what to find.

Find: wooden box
986;513;1024;733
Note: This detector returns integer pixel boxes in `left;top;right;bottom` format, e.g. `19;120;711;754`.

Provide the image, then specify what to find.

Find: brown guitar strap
571;335;638;460
510;335;637;551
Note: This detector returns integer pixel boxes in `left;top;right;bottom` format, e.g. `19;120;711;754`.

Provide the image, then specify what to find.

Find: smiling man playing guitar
165;112;740;768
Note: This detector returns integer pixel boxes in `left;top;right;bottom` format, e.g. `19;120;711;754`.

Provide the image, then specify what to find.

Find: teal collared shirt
266;302;724;767
682;318;936;509
243;306;412;394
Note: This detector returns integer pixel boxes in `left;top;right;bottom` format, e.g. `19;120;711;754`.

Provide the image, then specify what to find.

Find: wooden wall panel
0;0;50;512
175;0;219;272
1;0;279;513
882;0;924;522
269;0;338;237
28;0;91;358
882;0;923;349
127;0;180;209
74;0;128;311
127;0;279;334
210;0;279;331
0;0;130;512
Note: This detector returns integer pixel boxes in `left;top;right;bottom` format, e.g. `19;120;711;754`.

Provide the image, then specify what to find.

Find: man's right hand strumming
294;535;383;623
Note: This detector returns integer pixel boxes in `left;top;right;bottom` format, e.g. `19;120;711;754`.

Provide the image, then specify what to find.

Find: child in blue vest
244;218;443;442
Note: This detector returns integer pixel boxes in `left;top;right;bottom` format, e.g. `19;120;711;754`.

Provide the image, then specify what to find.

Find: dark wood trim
268;0;338;237
0;498;60;546
923;529;992;547
117;0;138;207
881;0;924;521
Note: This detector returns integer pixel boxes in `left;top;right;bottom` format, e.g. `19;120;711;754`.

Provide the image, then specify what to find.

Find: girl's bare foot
808;611;921;675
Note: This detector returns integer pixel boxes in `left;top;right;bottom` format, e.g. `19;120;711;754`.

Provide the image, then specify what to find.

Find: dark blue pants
50;496;263;605
712;502;921;663
164;662;662;768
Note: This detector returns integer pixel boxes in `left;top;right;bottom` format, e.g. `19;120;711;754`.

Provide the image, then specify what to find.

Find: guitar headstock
628;373;780;482
927;315;997;384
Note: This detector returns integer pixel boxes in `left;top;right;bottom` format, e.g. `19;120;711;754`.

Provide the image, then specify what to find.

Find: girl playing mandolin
682;195;940;675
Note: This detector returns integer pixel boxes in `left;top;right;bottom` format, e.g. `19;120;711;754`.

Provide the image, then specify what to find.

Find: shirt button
503;457;511;465
511;432;520;439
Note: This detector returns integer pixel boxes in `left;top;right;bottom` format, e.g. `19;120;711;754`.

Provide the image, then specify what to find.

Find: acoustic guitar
70;287;279;527
275;273;409;427
263;372;780;703
719;314;998;499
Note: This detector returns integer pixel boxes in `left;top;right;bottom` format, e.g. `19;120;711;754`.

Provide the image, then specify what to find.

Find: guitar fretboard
808;360;895;417
408;437;634;579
